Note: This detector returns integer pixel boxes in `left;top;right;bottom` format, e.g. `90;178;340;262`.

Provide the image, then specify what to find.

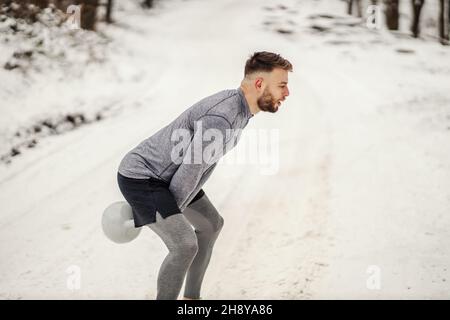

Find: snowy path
1;0;449;299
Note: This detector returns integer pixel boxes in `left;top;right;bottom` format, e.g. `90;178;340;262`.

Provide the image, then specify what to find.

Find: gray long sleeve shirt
118;87;253;211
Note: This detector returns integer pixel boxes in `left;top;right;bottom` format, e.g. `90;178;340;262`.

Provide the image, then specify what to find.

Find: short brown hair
244;51;293;76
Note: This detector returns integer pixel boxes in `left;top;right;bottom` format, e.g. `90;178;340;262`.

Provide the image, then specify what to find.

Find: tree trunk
355;0;363;17
347;0;353;15
142;0;153;9
79;0;98;30
447;0;450;39
105;0;113;23
438;0;446;42
384;0;399;30
411;0;425;38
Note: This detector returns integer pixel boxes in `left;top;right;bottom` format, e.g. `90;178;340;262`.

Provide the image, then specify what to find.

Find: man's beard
257;88;279;113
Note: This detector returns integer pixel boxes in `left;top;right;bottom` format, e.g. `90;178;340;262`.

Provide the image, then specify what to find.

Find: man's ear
255;78;263;90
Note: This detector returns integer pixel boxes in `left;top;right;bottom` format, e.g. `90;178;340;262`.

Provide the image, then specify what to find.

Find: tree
75;0;98;30
411;0;425;38
105;0;113;23
347;0;363;17
355;0;362;17
142;0;153;9
439;0;449;44
384;0;399;30
347;0;353;15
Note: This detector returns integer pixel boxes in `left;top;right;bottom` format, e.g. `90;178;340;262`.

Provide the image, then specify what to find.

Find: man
117;51;292;300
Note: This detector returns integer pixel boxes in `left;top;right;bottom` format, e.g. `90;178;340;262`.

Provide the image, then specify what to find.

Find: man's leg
182;193;224;299
147;212;199;300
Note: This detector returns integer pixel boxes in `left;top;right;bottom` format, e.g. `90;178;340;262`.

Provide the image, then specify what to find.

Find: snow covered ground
0;0;449;299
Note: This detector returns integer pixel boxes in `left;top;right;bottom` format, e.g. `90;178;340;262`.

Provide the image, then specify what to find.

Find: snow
0;0;449;299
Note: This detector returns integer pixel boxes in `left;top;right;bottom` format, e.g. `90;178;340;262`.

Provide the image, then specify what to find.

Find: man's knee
215;215;224;233
175;237;199;259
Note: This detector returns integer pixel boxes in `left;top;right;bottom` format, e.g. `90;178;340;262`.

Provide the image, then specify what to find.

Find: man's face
257;68;290;113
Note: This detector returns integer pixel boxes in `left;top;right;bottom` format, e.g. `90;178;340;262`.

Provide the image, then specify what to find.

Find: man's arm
169;114;232;211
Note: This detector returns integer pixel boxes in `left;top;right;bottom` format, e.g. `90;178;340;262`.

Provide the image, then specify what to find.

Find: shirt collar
237;87;254;120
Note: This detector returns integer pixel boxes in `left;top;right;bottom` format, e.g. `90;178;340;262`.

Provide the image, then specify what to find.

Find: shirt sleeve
169;114;232;211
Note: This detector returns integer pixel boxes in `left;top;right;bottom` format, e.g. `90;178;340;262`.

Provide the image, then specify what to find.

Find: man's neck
239;84;260;116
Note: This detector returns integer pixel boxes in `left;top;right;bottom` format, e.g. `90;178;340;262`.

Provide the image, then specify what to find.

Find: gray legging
147;193;224;300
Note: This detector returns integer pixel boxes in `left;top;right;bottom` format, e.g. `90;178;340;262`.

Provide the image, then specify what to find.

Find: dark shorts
117;172;205;227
